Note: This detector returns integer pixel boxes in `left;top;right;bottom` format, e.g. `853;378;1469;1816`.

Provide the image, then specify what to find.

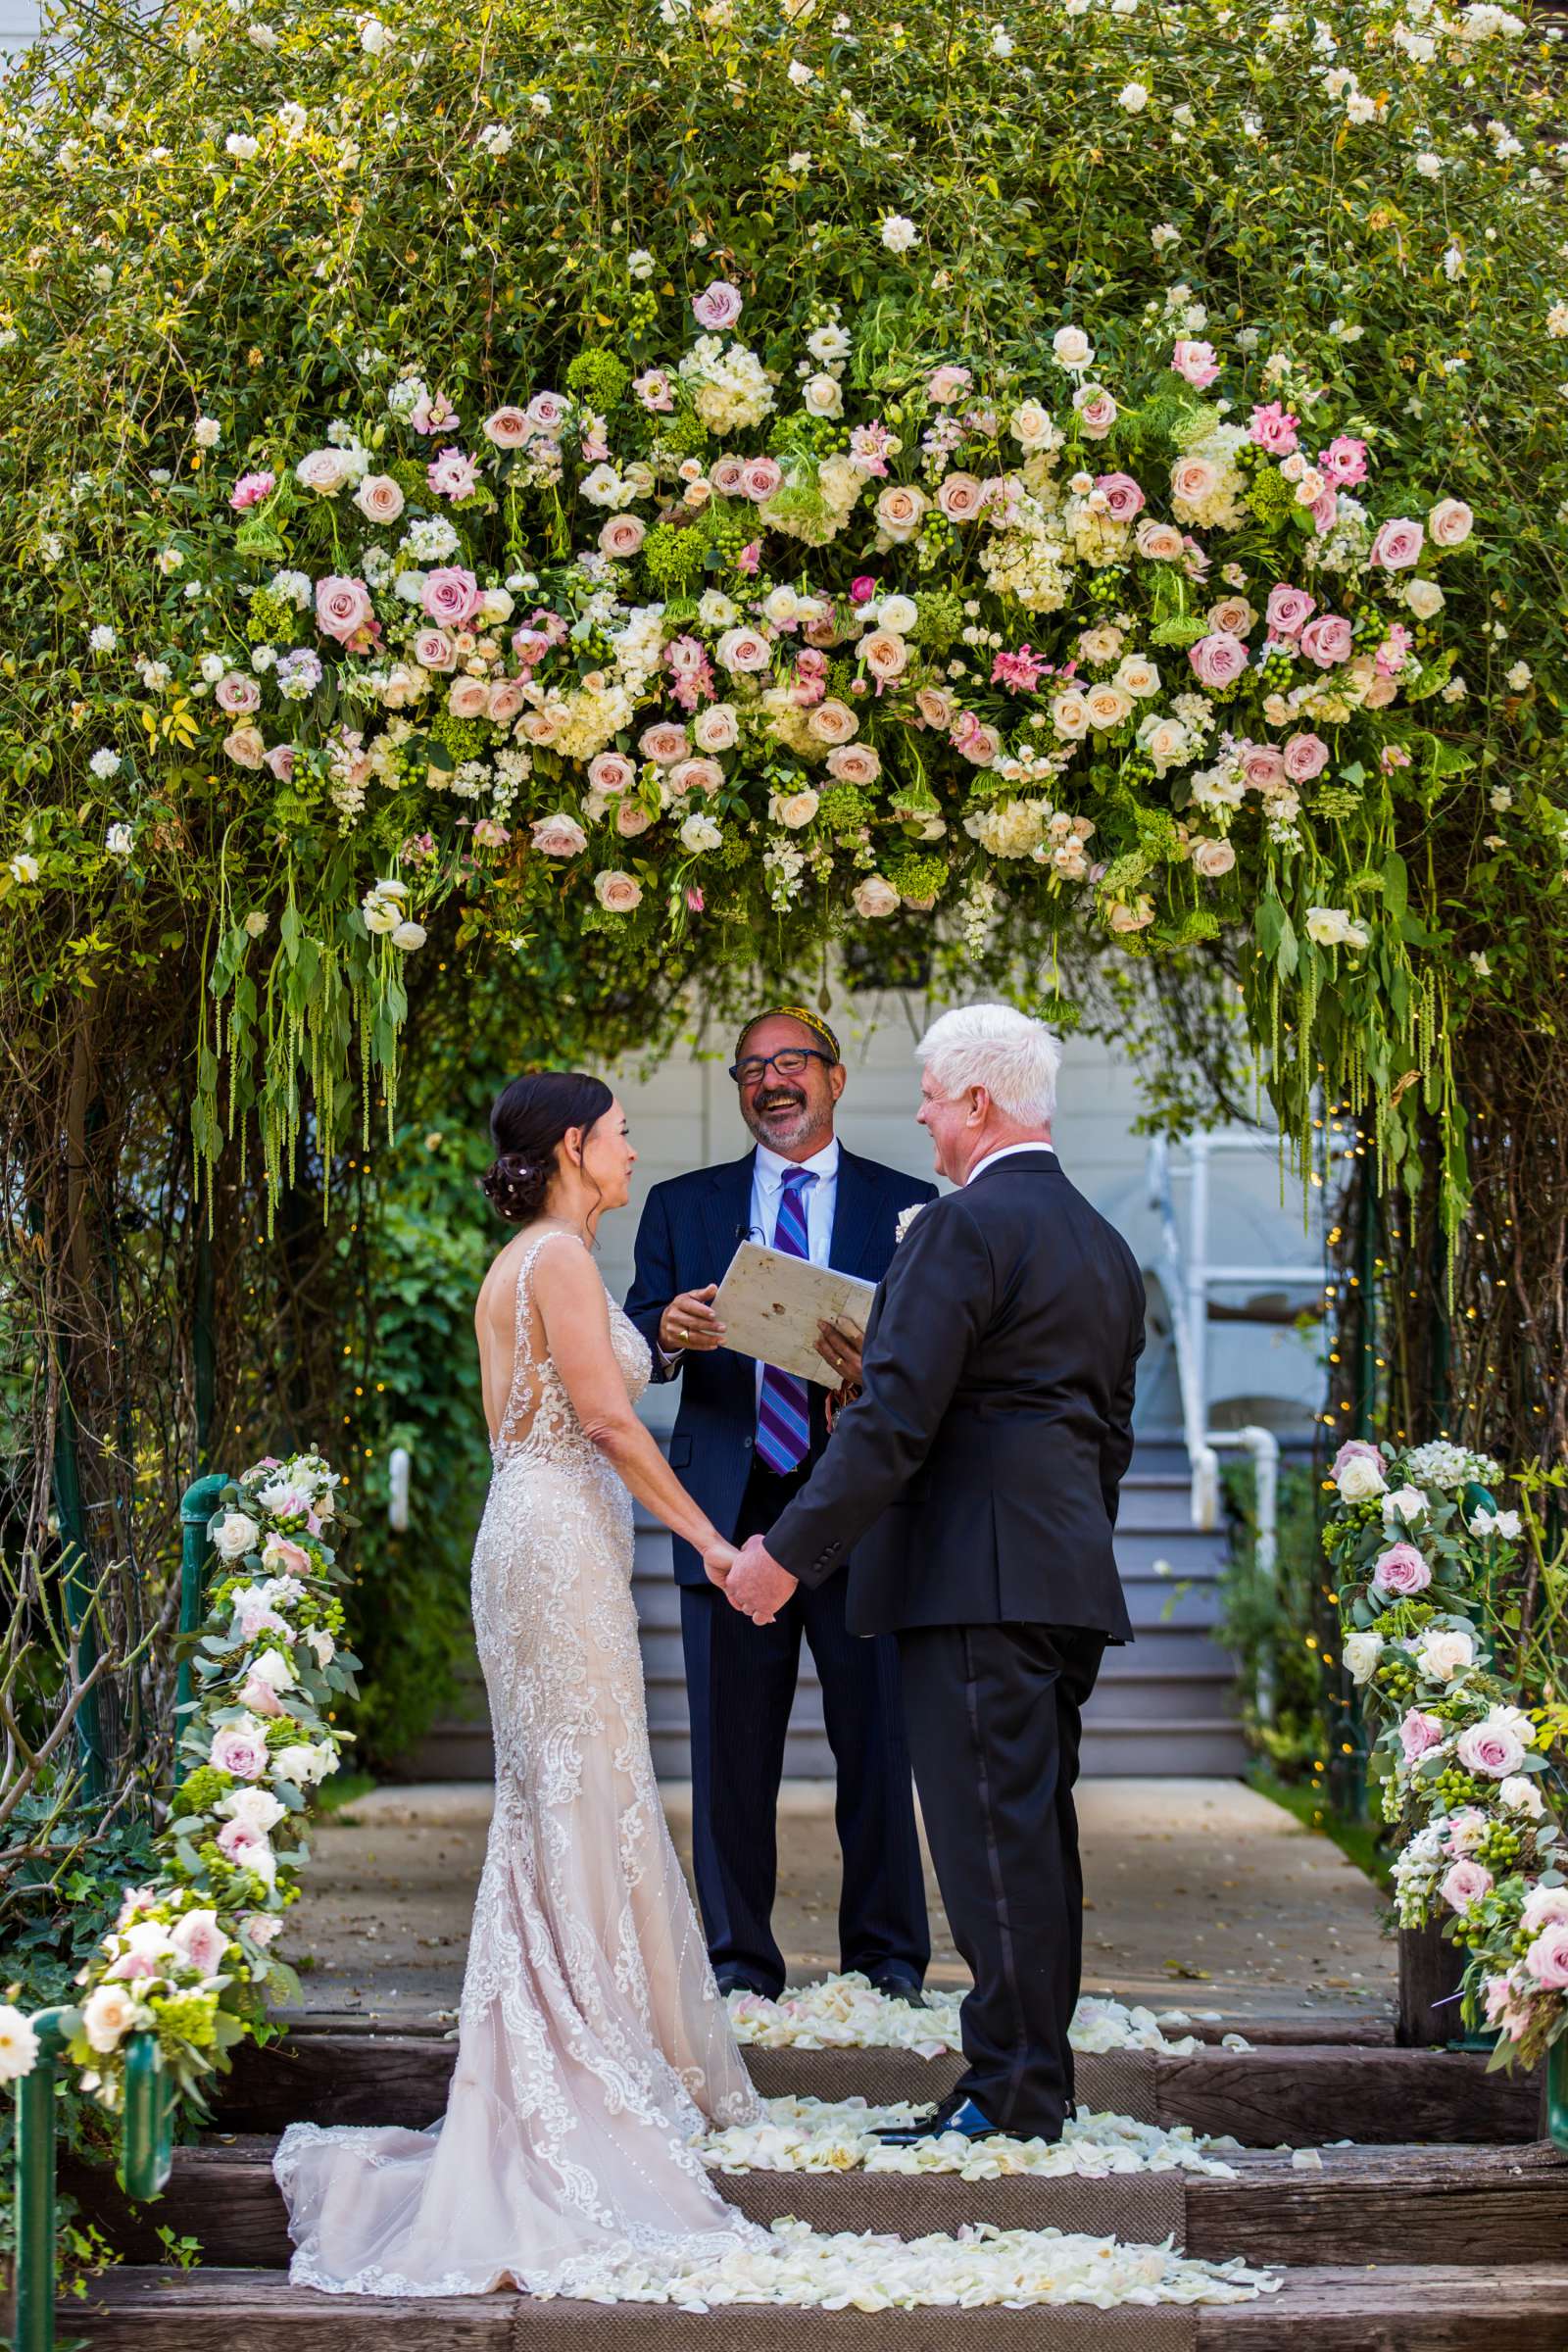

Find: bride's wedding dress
274;1230;765;2295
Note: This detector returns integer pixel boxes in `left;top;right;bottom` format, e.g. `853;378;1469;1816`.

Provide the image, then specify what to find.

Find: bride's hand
703;1538;738;1588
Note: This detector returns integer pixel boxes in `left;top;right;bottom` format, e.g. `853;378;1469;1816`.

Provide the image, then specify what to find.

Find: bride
274;1070;768;2296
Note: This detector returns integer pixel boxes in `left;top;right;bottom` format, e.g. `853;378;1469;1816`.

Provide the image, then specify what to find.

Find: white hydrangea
678;337;776;435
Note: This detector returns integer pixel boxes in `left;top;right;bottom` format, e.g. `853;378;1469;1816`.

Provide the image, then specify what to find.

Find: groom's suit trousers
895;1620;1106;2137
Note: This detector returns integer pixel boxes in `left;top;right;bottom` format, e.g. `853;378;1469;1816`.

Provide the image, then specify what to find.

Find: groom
625;1004;934;2001
722;1003;1146;2144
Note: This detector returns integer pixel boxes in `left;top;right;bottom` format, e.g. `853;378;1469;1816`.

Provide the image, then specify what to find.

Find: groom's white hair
916;1003;1061;1124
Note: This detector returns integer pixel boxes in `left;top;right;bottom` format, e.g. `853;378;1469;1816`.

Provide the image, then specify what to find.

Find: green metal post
175;1474;227;1781
1547;2036;1568;2156
122;2033;173;2202
13;2008;69;2352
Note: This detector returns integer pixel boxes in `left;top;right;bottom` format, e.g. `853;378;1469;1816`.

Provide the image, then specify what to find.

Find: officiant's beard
743;1088;820;1153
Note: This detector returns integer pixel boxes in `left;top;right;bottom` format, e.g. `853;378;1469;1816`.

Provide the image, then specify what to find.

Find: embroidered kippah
735;1003;842;1064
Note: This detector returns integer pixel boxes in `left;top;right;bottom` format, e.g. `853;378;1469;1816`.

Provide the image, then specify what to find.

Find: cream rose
937;471;986;523
875;483;928;541
594;868;643;912
826;743;881;784
859;630;909;682
770;789;819;829
1085;683;1134;730
807;698;858;744
852;874;901;918
1191;836;1237;878
354;474;406;524
693;703;740;753
1051;690;1092;740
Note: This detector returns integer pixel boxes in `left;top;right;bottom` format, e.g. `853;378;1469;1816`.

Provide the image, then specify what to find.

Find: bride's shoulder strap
513;1226;590;1330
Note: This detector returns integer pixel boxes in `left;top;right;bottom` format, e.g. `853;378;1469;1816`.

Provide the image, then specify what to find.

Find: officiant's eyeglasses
728;1048;836;1087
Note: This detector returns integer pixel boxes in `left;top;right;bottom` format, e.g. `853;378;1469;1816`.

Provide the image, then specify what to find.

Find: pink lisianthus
1376;624;1414;678
1250;402;1299;456
1372;1542;1431;1596
737;540;761;575
1369;517;1425;571
1310;487;1340;536
170;1908;228;1977
230;469;276;511
1170;339;1220;389
1483;1969;1534;2040
427;448;479;501
1440;1858;1494;1916
410;390;460;437
692;278;744;330
471;817;511;850
1319;435;1369;486
1398;1708;1446;1763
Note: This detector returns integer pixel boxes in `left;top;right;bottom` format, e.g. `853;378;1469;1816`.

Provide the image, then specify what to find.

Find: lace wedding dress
274;1230;764;2296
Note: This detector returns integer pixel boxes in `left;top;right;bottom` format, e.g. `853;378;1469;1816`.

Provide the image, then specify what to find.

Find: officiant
625;1006;935;2001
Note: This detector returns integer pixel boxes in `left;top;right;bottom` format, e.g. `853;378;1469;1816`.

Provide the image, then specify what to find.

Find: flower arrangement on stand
1326;1439;1568;2069
0;1451;358;2111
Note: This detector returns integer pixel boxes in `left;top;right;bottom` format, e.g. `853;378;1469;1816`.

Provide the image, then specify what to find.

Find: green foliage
1217;1458;1341;1785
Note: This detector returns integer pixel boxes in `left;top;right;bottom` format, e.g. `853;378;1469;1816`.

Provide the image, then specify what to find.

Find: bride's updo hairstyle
480;1071;615;1224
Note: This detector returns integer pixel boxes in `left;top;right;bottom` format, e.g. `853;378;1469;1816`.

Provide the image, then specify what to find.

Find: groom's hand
725;1535;798;1626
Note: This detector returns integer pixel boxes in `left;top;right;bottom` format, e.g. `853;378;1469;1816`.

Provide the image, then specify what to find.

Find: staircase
59;2024;1566;2346
408;1438;1249;1784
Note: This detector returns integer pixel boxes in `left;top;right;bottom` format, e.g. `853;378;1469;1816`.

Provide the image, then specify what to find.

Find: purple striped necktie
755;1165;816;1475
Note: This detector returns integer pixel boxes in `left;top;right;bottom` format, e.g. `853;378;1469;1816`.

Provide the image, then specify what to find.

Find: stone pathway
282;1777;1395;2034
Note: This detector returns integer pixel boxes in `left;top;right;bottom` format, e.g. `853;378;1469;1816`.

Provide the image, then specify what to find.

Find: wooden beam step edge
59;2261;1568;2352
66;2136;1568;2273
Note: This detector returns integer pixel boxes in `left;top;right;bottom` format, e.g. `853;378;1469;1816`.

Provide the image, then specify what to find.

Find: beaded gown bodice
274;1230;761;2297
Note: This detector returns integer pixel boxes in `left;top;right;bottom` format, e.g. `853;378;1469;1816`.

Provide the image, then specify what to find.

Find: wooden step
218;2034;1541;2147
60;2261;1568;2349
73;2132;1568;2274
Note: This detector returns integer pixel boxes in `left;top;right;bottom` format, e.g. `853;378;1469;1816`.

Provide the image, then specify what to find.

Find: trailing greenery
1218;1457;1340;1785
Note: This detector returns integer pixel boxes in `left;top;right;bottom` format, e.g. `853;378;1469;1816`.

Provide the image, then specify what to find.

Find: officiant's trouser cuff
896;1621;1105;2138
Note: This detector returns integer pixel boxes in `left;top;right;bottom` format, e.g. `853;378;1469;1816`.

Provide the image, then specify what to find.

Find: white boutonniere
894;1201;927;1246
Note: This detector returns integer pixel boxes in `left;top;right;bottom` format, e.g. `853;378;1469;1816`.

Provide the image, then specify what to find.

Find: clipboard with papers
711;1241;876;1388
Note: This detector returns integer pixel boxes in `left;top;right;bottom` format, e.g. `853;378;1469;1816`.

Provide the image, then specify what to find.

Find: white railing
1146;1133;1327;1725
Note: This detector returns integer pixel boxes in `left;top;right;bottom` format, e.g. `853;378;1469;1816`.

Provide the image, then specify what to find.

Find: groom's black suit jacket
765;1150;1145;1639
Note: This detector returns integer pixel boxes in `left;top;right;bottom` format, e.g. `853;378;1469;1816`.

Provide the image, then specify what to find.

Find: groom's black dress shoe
865;1966;925;2007
713;1967;777;1999
875;2090;1032;2147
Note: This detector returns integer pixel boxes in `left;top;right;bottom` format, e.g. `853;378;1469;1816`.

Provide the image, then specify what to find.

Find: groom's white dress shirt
966;1140;1056;1185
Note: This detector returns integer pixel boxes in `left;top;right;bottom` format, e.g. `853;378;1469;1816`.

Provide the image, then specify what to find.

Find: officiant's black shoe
875;2091;1021;2147
865;1966;925;2007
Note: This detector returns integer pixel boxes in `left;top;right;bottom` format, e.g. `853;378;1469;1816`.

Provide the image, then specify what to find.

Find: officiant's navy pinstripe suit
625;1144;934;1995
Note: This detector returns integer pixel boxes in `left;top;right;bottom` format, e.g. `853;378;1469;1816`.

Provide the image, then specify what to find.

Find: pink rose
741;457;783;504
230;469;276;511
915;686;955;729
715;627;771;673
1096;472;1146;523
1428;497;1474;549
1332;1439;1384;1479
1265;583;1315;637
240;1673;287;1718
927;365;973;405
710;457;747;496
1372;1542;1431;1596
1188;631;1250;690
669;755;724;797
692;279;744;330
937;471;986;522
1170;340;1220;389
1299;614;1353;668
1369;517;1425;571
420;566;483;626
615;802;652;838
447;676;489;719
315;575;375;645
1240;742;1287;793
355;474;406;524
1073;386;1118;439
1442;1859;1494;1916
850;575;876;604
415;628;456;672
1456;1720;1528;1779
594;867;644;911
487;679;526;725
264;744;296;782
530;812;588;858
952;715;1002;766
1283;731;1330;782
210;1723;270;1780
1136;519;1186;563
599;514;646;560
217;670;262;714
1524;1925;1568;1993
1250;401;1298;456
807;697;858;745
1191;837;1236;879
1399;1709;1445;1763
1319;435;1368;486
525;391;567;436
639;720;690;764
1310;488;1340;536
483;407;531;448
826;743;881;785
693;706;739;754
